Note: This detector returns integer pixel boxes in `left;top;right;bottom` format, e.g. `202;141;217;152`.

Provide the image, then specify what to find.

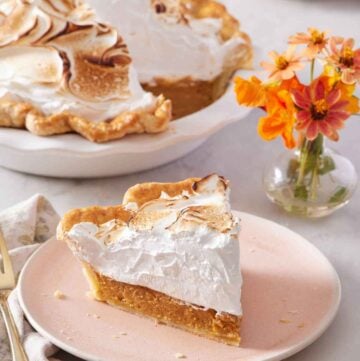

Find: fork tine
0;231;15;280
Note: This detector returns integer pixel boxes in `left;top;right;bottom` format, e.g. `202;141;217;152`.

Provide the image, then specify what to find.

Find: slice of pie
57;174;242;345
0;0;171;142
86;0;253;118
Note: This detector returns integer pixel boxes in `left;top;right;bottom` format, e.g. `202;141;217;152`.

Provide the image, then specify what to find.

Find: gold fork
0;231;29;361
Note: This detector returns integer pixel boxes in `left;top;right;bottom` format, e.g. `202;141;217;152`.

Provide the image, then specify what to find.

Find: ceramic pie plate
18;212;341;361
0;70;252;178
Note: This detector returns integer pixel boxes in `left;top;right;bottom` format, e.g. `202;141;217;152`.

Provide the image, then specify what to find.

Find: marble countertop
1;0;359;360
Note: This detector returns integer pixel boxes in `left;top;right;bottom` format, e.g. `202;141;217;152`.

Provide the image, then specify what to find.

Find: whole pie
0;0;172;142
57;174;243;345
0;0;252;142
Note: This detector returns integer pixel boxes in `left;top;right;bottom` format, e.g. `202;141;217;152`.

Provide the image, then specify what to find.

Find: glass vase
263;134;358;217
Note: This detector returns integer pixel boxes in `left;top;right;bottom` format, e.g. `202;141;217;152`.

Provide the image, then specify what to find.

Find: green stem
310;159;319;200
296;140;310;186
295;135;324;201
310;59;315;82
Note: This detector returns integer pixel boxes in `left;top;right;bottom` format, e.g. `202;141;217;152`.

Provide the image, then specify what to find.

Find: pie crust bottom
82;263;241;346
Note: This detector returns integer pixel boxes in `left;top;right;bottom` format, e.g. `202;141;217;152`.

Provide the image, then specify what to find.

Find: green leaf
329;187;348;204
319;156;336;175
299;135;324;177
294;185;308;201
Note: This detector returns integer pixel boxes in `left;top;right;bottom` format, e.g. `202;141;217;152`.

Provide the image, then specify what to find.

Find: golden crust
0;95;171;143
0;98;33;128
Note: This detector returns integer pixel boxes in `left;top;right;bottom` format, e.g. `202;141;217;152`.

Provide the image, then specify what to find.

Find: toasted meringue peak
128;174;237;234
151;0;188;25
59;175;242;315
0;0;94;47
0;0;167;126
49;25;132;101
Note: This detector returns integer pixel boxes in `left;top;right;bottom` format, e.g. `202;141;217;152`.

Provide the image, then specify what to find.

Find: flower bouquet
235;28;359;217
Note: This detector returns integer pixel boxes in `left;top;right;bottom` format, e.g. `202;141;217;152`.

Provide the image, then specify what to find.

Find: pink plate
18;212;341;361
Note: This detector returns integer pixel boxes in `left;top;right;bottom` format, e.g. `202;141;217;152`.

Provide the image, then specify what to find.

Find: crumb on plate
53;290;66;299
279;319;292;324
287;310;299;315
175;353;186;359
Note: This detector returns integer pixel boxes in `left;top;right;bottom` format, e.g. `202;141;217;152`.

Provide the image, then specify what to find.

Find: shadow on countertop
288;0;360;6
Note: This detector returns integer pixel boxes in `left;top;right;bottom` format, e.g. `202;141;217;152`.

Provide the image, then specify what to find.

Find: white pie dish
0;71;252;178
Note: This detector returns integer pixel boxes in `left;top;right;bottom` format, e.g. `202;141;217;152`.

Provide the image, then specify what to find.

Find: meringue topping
0;0;157;122
86;0;251;83
65;175;242;315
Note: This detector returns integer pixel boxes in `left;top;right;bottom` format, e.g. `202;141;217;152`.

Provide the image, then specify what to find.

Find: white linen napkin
0;195;61;361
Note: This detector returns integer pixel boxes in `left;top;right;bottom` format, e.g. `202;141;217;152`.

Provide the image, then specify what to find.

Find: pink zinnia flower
292;78;351;141
328;37;360;84
261;46;304;81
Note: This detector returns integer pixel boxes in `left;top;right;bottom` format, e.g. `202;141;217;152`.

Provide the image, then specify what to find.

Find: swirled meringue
0;0;158;122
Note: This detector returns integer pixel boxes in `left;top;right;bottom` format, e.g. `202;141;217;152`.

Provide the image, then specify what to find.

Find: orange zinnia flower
234;76;266;107
292;77;352;141
321;72;360;113
259;77;304;149
327;37;360;84
258;89;297;149
289;28;328;59
235;76;304;148
261;46;304;81
336;81;360;114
